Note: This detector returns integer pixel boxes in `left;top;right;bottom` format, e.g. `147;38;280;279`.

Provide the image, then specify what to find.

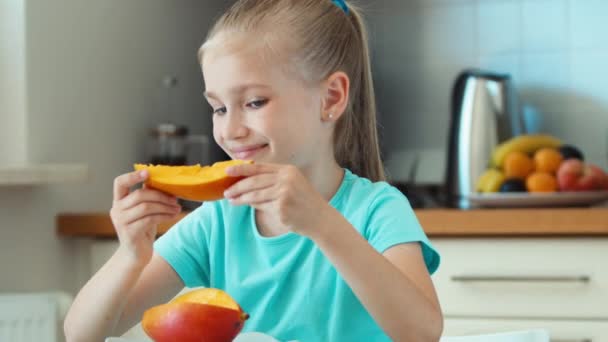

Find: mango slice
134;160;253;201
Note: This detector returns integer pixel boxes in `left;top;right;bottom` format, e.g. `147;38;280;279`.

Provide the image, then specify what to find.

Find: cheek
212;118;223;144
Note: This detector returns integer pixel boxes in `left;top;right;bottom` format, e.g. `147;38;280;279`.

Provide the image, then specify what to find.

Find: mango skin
142;302;246;342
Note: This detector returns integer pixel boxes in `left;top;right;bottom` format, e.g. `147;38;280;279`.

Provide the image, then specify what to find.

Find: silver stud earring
328;113;334;119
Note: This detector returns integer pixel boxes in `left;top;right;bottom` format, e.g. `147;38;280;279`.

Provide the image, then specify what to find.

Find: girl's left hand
223;163;331;237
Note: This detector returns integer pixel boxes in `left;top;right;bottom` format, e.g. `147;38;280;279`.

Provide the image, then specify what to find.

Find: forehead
201;34;317;97
202;38;286;90
204;51;272;86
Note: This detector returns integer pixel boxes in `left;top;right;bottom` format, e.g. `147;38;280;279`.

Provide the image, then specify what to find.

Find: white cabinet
90;240;120;274
433;238;608;340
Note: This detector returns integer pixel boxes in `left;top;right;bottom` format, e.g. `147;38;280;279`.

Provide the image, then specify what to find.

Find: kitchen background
1;0;607;330
370;0;608;183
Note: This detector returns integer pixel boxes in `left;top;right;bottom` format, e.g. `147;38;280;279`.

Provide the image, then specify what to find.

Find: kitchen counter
57;208;608;238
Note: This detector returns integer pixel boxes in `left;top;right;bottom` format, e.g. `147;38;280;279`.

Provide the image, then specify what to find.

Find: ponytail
333;4;385;181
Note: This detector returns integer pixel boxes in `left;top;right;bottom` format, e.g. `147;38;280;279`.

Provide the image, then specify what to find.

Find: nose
219;111;248;141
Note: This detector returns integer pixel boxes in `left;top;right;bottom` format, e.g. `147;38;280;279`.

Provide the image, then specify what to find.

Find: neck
301;158;345;202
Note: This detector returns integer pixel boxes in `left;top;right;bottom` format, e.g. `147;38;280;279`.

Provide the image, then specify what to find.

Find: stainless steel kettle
445;69;523;209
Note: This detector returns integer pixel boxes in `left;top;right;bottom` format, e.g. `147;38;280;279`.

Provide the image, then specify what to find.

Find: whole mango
142;288;249;342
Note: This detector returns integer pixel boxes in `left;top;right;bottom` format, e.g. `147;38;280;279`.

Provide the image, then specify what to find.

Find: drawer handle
450;275;591;283
551;339;592;342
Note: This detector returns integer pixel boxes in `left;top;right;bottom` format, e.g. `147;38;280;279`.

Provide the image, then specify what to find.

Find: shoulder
339;169;409;209
335;169;415;228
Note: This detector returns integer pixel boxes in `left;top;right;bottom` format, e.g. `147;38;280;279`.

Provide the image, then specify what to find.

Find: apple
597;166;608;190
556;159;607;191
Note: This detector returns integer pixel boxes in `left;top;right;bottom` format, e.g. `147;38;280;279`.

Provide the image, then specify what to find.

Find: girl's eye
213;106;227;115
247;99;268;109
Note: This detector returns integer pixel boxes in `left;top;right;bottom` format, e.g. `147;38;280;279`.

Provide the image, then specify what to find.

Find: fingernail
224;190;232;198
139;170;148;178
226;166;236;175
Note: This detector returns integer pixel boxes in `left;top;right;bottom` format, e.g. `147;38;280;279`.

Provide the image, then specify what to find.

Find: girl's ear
321;71;349;122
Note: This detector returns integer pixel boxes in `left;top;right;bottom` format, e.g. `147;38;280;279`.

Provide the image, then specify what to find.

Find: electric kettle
445;69;524;209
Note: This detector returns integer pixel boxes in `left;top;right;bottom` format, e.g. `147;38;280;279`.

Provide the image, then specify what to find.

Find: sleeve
153;202;213;287
364;187;440;275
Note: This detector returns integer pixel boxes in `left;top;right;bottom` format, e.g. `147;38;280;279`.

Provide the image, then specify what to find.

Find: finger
224;173;276;199
226;163;277;177
120;188;179;210
113;170;148;201
122;202;182;225
229;187;277;206
248;201;275;212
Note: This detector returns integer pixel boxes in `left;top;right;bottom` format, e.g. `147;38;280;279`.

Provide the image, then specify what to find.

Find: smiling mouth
231;144;268;160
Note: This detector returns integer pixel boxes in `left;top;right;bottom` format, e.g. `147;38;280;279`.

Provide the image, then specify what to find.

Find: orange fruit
534;148;563;174
526;172;558;192
503;151;534;180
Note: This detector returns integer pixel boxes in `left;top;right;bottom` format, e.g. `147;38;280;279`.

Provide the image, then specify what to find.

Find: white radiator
0;292;72;342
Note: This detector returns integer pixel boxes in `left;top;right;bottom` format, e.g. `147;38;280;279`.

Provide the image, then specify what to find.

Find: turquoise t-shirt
154;169;440;341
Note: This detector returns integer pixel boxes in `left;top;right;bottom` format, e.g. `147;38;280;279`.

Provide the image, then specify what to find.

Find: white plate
468;191;608;208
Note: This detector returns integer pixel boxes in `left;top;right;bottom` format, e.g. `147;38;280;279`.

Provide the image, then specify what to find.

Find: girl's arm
64;251;183;341
310;207;444;342
224;163;443;341
64;247;142;341
64;171;183;342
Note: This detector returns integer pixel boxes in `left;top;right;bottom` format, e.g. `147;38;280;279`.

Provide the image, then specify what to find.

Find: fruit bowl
468;191;608;208
475;134;608;204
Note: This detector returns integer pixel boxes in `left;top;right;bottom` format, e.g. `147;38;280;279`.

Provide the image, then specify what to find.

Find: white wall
0;0;223;294
369;0;608;181
0;0;27;166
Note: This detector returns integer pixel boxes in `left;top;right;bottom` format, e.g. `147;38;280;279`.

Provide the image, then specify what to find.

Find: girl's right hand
110;170;182;267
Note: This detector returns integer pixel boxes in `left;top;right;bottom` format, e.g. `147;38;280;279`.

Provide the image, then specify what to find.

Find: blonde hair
199;0;385;182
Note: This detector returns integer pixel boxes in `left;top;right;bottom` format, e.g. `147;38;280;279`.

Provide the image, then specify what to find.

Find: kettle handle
446;70;474;180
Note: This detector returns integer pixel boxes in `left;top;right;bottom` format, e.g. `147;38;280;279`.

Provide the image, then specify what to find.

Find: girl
64;0;443;341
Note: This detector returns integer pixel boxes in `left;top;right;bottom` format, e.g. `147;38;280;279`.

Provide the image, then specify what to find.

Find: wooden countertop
57;208;608;238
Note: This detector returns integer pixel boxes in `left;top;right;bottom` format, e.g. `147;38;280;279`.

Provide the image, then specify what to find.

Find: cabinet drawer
433;238;608;318
444;317;608;342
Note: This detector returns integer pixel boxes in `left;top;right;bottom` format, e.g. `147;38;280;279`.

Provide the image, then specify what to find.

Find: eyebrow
204;83;271;100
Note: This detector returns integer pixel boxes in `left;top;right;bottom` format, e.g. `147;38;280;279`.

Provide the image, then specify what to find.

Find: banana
491;134;561;168
476;168;505;193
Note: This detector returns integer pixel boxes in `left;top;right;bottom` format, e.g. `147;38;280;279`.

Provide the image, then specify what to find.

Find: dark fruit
499;178;527;192
558;145;584;161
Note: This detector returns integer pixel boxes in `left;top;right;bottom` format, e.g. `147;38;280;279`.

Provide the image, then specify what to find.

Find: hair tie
332;0;349;14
